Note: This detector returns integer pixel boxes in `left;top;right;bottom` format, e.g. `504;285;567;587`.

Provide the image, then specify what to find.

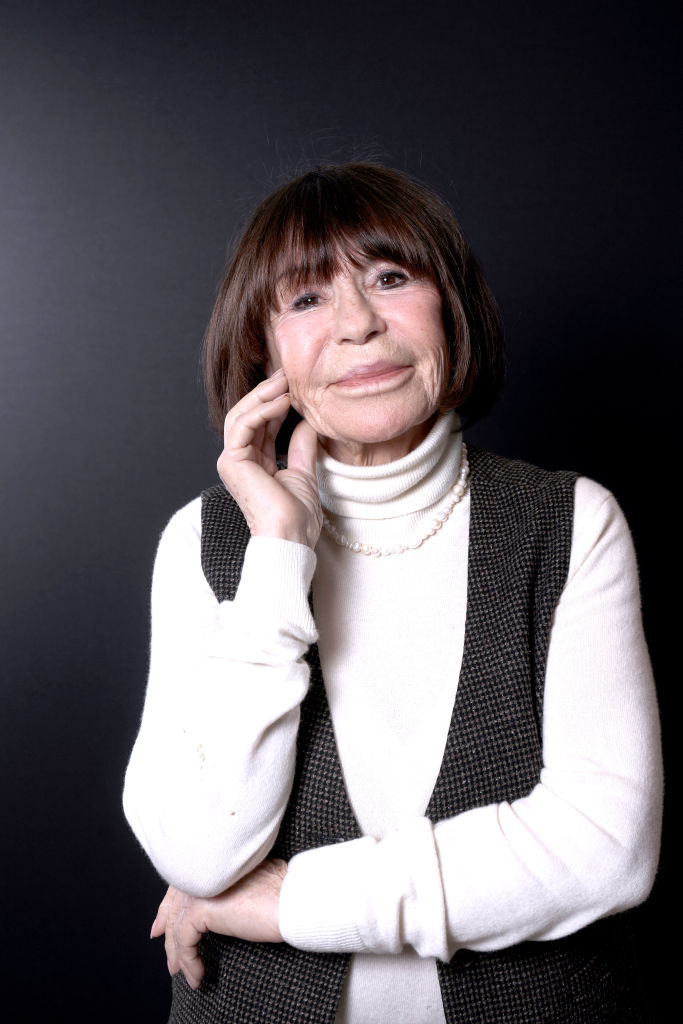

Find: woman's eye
292;293;320;310
377;270;408;287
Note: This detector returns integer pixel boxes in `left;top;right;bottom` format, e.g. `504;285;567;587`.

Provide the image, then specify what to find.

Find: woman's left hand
150;859;287;990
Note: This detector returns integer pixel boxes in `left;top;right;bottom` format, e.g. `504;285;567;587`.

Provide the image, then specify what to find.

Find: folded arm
123;508;317;896
278;481;663;960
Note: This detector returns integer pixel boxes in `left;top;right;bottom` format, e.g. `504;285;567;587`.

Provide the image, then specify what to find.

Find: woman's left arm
162;480;662;970
277;478;663;960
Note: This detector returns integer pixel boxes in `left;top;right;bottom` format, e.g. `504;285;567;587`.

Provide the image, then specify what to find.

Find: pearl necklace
321;444;470;557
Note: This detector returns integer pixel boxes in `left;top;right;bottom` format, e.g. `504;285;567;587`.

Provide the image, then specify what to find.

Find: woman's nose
334;284;385;344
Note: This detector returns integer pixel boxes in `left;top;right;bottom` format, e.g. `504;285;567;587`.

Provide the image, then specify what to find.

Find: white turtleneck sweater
123;414;662;1024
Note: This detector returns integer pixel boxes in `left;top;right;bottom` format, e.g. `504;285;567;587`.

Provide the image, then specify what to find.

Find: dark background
1;0;678;1018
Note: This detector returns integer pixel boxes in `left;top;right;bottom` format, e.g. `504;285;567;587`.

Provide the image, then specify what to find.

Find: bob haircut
203;162;503;436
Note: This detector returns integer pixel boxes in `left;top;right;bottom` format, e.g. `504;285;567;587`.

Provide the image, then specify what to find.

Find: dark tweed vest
168;446;643;1024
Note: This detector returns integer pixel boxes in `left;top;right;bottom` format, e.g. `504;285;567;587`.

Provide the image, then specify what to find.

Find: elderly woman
123;163;662;1023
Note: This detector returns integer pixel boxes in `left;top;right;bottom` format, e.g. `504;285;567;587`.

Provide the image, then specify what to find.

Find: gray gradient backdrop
1;1;678;1019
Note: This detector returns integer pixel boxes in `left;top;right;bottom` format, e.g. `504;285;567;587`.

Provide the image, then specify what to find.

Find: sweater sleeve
123;498;317;897
279;479;663;960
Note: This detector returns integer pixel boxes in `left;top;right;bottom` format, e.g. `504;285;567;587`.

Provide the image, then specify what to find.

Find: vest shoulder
467;445;578;493
199;483;250;603
202;481;236;503
200;483;250;538
201;482;246;517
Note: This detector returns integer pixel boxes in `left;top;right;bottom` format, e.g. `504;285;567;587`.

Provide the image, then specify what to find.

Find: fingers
166;896;207;990
150;887;207;992
216;370;323;545
222;370;290;453
286;418;320;479
149;866;288;990
150;885;176;939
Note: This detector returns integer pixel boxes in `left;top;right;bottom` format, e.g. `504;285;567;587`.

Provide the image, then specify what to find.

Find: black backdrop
1;1;678;1019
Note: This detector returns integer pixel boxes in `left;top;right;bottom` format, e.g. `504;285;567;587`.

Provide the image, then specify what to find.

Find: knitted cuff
237;537;317;628
279;819;450;960
279;837;372;954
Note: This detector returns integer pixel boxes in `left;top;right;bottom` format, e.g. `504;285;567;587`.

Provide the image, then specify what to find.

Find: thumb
286;418;320;478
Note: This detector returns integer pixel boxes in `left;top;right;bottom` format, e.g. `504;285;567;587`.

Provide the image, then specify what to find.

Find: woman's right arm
122;507;317;897
123;371;322;897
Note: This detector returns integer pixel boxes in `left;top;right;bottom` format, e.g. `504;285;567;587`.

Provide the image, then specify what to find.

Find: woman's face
266;257;448;465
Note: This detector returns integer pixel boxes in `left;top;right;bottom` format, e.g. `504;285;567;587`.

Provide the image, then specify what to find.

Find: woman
124;163;662;1023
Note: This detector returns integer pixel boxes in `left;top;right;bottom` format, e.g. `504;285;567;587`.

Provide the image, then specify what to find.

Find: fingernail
150;918;157;939
167;959;173;976
269;367;286;379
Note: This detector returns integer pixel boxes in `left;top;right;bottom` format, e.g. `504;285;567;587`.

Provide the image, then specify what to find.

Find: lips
333;361;411;387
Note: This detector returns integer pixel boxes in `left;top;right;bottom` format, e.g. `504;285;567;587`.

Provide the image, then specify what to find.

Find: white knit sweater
123;413;662;1024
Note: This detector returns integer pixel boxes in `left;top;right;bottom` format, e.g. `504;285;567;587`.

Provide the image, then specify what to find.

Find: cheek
267;338;321;416
434;338;449;387
269;323;324;389
417;321;449;398
266;316;306;375
419;351;448;411
267;320;309;376
287;375;327;422
273;345;307;394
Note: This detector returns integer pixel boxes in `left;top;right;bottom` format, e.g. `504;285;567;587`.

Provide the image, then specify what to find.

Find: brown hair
203;162;503;434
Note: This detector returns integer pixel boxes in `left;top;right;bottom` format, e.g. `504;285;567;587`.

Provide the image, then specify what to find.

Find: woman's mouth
332;362;412;389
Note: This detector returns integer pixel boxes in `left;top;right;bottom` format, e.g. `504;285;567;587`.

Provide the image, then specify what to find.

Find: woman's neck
316;410;462;522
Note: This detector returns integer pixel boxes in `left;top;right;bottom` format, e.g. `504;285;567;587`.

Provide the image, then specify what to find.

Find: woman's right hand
217;369;323;549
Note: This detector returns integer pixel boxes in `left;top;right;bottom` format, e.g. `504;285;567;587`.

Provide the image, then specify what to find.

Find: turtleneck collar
316;411;463;522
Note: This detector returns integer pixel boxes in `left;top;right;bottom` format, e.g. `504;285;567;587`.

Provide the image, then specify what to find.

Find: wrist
250;524;315;548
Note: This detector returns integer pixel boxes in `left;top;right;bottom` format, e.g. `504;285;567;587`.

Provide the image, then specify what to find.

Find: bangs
249;167;440;317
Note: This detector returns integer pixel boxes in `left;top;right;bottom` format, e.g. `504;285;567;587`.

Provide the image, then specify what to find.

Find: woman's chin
316;410;438;466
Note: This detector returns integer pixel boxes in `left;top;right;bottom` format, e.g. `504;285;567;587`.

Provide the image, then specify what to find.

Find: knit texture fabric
168;445;643;1024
